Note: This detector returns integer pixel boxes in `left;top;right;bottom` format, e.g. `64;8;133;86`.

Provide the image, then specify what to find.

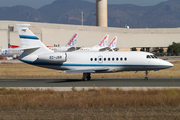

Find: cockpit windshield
150;55;155;58
146;55;158;59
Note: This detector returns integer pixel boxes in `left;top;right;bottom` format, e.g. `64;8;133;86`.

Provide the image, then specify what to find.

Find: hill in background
0;0;180;28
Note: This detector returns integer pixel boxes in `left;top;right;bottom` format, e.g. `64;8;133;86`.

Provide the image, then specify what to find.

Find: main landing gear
144;70;149;80
82;73;91;81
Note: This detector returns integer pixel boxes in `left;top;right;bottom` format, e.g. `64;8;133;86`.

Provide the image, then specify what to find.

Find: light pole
92;13;96;26
8;26;14;48
81;12;83;25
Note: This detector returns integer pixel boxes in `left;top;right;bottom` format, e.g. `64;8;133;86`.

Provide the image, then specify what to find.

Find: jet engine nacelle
38;53;67;63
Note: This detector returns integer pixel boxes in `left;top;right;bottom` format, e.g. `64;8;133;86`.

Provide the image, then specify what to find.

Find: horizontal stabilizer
67;47;76;52
109;48;119;51
99;47;111;51
13;46;40;50
113;48;119;51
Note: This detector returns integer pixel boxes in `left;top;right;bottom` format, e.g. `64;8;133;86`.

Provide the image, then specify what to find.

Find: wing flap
66;70;96;73
59;68;109;73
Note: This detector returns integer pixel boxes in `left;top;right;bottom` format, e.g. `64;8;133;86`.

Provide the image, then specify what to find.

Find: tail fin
98;35;109;47
65;33;78;47
16;24;53;55
108;36;118;49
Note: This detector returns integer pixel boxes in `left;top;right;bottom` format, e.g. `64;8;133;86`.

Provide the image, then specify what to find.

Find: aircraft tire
87;76;91;80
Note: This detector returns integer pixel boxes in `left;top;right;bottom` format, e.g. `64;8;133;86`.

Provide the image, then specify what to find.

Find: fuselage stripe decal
19;35;39;40
20;60;172;67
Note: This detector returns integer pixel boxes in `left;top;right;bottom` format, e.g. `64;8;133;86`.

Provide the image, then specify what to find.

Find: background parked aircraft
48;33;78;52
78;35;109;51
0;33;78;59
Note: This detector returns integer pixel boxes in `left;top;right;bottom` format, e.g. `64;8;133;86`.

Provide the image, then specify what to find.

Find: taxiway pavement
0;78;179;87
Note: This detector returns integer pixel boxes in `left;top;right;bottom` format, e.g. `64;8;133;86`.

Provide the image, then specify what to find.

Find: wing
59;68;109;73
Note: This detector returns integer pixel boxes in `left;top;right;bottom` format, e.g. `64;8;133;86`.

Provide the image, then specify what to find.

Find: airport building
0;20;180;52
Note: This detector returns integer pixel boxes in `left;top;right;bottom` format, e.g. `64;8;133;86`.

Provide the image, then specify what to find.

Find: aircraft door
98;55;103;63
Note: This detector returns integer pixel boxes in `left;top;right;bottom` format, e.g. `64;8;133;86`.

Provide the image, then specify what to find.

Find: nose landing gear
82;73;91;81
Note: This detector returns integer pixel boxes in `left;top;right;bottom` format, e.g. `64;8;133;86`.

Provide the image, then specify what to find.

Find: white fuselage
77;46;108;52
19;51;173;72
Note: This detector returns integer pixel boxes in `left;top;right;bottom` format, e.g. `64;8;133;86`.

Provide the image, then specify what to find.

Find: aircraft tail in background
108;36;119;51
65;33;78;47
96;35;109;47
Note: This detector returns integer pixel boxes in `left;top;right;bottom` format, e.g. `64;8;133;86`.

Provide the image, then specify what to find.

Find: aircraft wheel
82;73;91;81
144;77;148;80
87;76;91;80
82;78;87;81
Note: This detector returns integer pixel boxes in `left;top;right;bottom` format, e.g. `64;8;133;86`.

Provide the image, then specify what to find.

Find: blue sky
0;0;168;9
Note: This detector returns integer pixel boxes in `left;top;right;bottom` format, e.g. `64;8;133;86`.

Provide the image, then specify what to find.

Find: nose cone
160;60;173;68
166;61;173;68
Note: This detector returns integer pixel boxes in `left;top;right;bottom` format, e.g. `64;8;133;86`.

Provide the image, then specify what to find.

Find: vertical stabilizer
16;24;53;56
108;36;118;49
97;34;109;47
65;33;78;47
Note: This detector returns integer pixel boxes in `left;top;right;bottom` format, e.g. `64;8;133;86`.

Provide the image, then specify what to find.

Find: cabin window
104;58;106;61
112;58;114;61
90;58;93;61
116;58;119;61
99;58;102;61
95;58;97;61
120;58;123;61
108;58;110;61
125;58;127;61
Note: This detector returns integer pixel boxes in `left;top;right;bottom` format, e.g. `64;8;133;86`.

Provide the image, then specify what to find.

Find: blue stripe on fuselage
20;60;172;67
19;35;39;40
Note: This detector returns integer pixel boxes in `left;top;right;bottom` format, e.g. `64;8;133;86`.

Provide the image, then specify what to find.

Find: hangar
0;20;180;52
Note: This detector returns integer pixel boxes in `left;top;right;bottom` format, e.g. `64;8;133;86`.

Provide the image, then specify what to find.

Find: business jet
108;36;119;51
78;35;109;51
16;24;173;81
48;33;78;52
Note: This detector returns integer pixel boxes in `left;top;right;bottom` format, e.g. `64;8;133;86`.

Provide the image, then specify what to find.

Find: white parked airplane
78;35;109;51
108;36;119;51
0;47;23;58
0;33;78;58
16;24;173;80
48;33;78;52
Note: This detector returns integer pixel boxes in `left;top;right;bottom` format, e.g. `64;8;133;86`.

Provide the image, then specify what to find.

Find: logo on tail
108;37;117;48
99;35;109;47
66;33;78;47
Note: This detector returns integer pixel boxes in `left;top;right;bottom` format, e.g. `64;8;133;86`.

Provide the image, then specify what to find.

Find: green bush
167;42;180;56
